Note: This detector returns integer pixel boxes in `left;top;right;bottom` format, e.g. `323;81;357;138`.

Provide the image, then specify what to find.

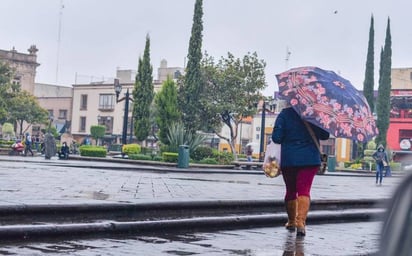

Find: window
79;116;86;132
47;109;54;118
59;109;67;119
99;94;115;110
80;94;88;110
97;116;113;133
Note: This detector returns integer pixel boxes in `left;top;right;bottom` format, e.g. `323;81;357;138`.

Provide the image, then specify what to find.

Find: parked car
379;172;412;255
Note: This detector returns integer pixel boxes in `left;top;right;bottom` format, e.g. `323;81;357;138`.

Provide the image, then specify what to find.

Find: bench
232;161;263;170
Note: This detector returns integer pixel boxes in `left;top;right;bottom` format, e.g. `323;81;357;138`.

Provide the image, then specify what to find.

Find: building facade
34;83;73;137
0;46;39;94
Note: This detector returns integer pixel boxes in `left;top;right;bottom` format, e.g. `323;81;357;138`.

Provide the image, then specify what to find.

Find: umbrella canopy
276;66;378;142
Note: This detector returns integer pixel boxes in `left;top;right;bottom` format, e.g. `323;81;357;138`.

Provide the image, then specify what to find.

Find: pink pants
282;166;318;201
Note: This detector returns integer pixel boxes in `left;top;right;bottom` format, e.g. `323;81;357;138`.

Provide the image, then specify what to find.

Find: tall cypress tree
376;18;392;147
363;15;374;113
133;34;154;142
155;77;181;144
179;0;203;132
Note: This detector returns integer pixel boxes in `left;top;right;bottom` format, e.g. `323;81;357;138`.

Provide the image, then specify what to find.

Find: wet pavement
0;155;404;255
0;222;381;255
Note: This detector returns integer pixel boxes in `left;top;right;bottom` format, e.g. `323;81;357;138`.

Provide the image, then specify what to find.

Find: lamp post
259;101;266;162
114;79;133;146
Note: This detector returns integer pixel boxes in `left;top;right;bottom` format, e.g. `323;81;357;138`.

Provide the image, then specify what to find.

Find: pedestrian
272;106;329;237
34;136;40;152
58;142;70;159
24;132;34;156
372;144;389;185
246;145;253;162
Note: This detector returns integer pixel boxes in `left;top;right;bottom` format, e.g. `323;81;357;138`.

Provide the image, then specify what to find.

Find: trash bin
328;155;336;172
178;145;190;168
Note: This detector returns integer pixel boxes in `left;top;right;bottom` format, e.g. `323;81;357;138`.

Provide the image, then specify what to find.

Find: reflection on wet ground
0;222;380;255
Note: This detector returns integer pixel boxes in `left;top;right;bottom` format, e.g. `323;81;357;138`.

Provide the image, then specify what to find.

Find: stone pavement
0;155;403;205
0;155;405;255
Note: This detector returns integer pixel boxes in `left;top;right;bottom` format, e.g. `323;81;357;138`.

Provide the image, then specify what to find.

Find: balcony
98;104;115;112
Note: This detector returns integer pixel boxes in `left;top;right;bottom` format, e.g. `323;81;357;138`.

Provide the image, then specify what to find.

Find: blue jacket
272;107;330;169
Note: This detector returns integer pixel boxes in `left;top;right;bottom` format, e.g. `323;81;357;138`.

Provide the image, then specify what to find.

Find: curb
0;210;384;242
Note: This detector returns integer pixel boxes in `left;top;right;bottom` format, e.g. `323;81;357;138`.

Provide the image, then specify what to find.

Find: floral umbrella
276;66;378;142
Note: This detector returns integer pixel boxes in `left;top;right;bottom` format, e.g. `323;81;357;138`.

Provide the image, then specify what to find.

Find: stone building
0;45;39;94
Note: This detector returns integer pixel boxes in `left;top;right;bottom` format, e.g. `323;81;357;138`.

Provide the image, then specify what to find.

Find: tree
1;122;15;140
179;0;204;133
0;62;18;123
8;90;49;136
154;77;181;144
90;125;106;145
376;18;392;147
133;34;154;142
200;52;267;159
363;15;375;113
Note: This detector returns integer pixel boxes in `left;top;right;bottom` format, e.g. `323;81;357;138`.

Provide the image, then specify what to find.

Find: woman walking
272;106;329;236
373;144;389;185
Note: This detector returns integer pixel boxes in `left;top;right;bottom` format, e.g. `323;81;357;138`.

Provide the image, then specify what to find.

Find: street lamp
259;101;266;162
114;78;133;146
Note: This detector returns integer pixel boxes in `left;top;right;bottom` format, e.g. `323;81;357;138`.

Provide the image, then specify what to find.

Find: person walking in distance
246;145;253;162
373;144;389;185
272;106;329;237
24;132;34;156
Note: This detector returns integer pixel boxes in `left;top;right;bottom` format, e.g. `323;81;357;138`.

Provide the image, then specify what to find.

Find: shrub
344;161;352;168
122;144;141;155
129;154;152;161
190;146;214;161
152;155;163;161
79;145;107;157
166;123;206;153
212;150;234;165
163;152;178;162
350;163;362;169
199;158;218;165
367;141;376;150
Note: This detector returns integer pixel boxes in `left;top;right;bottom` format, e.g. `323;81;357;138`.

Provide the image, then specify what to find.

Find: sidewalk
0;155;402;205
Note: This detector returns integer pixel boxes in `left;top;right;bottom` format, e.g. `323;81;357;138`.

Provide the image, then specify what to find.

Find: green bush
129;154;152;161
79;145;107;157
163;152;178;162
153;155;163;161
364;149;375;157
199;158;218;165
122;144;141;155
367;141;377;150
190;146;214;161
212;150;234;165
344;161;352;168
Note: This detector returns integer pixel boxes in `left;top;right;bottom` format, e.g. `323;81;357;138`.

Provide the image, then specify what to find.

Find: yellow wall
336;138;351;163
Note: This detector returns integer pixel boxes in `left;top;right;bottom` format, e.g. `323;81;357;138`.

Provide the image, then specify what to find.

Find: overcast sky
1;0;411;96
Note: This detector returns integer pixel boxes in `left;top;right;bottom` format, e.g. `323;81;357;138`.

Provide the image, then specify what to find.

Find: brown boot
296;196;310;236
285;199;297;231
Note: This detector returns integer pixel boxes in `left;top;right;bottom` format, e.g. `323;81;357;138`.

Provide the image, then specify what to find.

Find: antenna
56;0;64;83
285;47;291;69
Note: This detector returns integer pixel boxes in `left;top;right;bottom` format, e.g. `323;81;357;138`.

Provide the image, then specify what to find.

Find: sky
1;0;412;96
